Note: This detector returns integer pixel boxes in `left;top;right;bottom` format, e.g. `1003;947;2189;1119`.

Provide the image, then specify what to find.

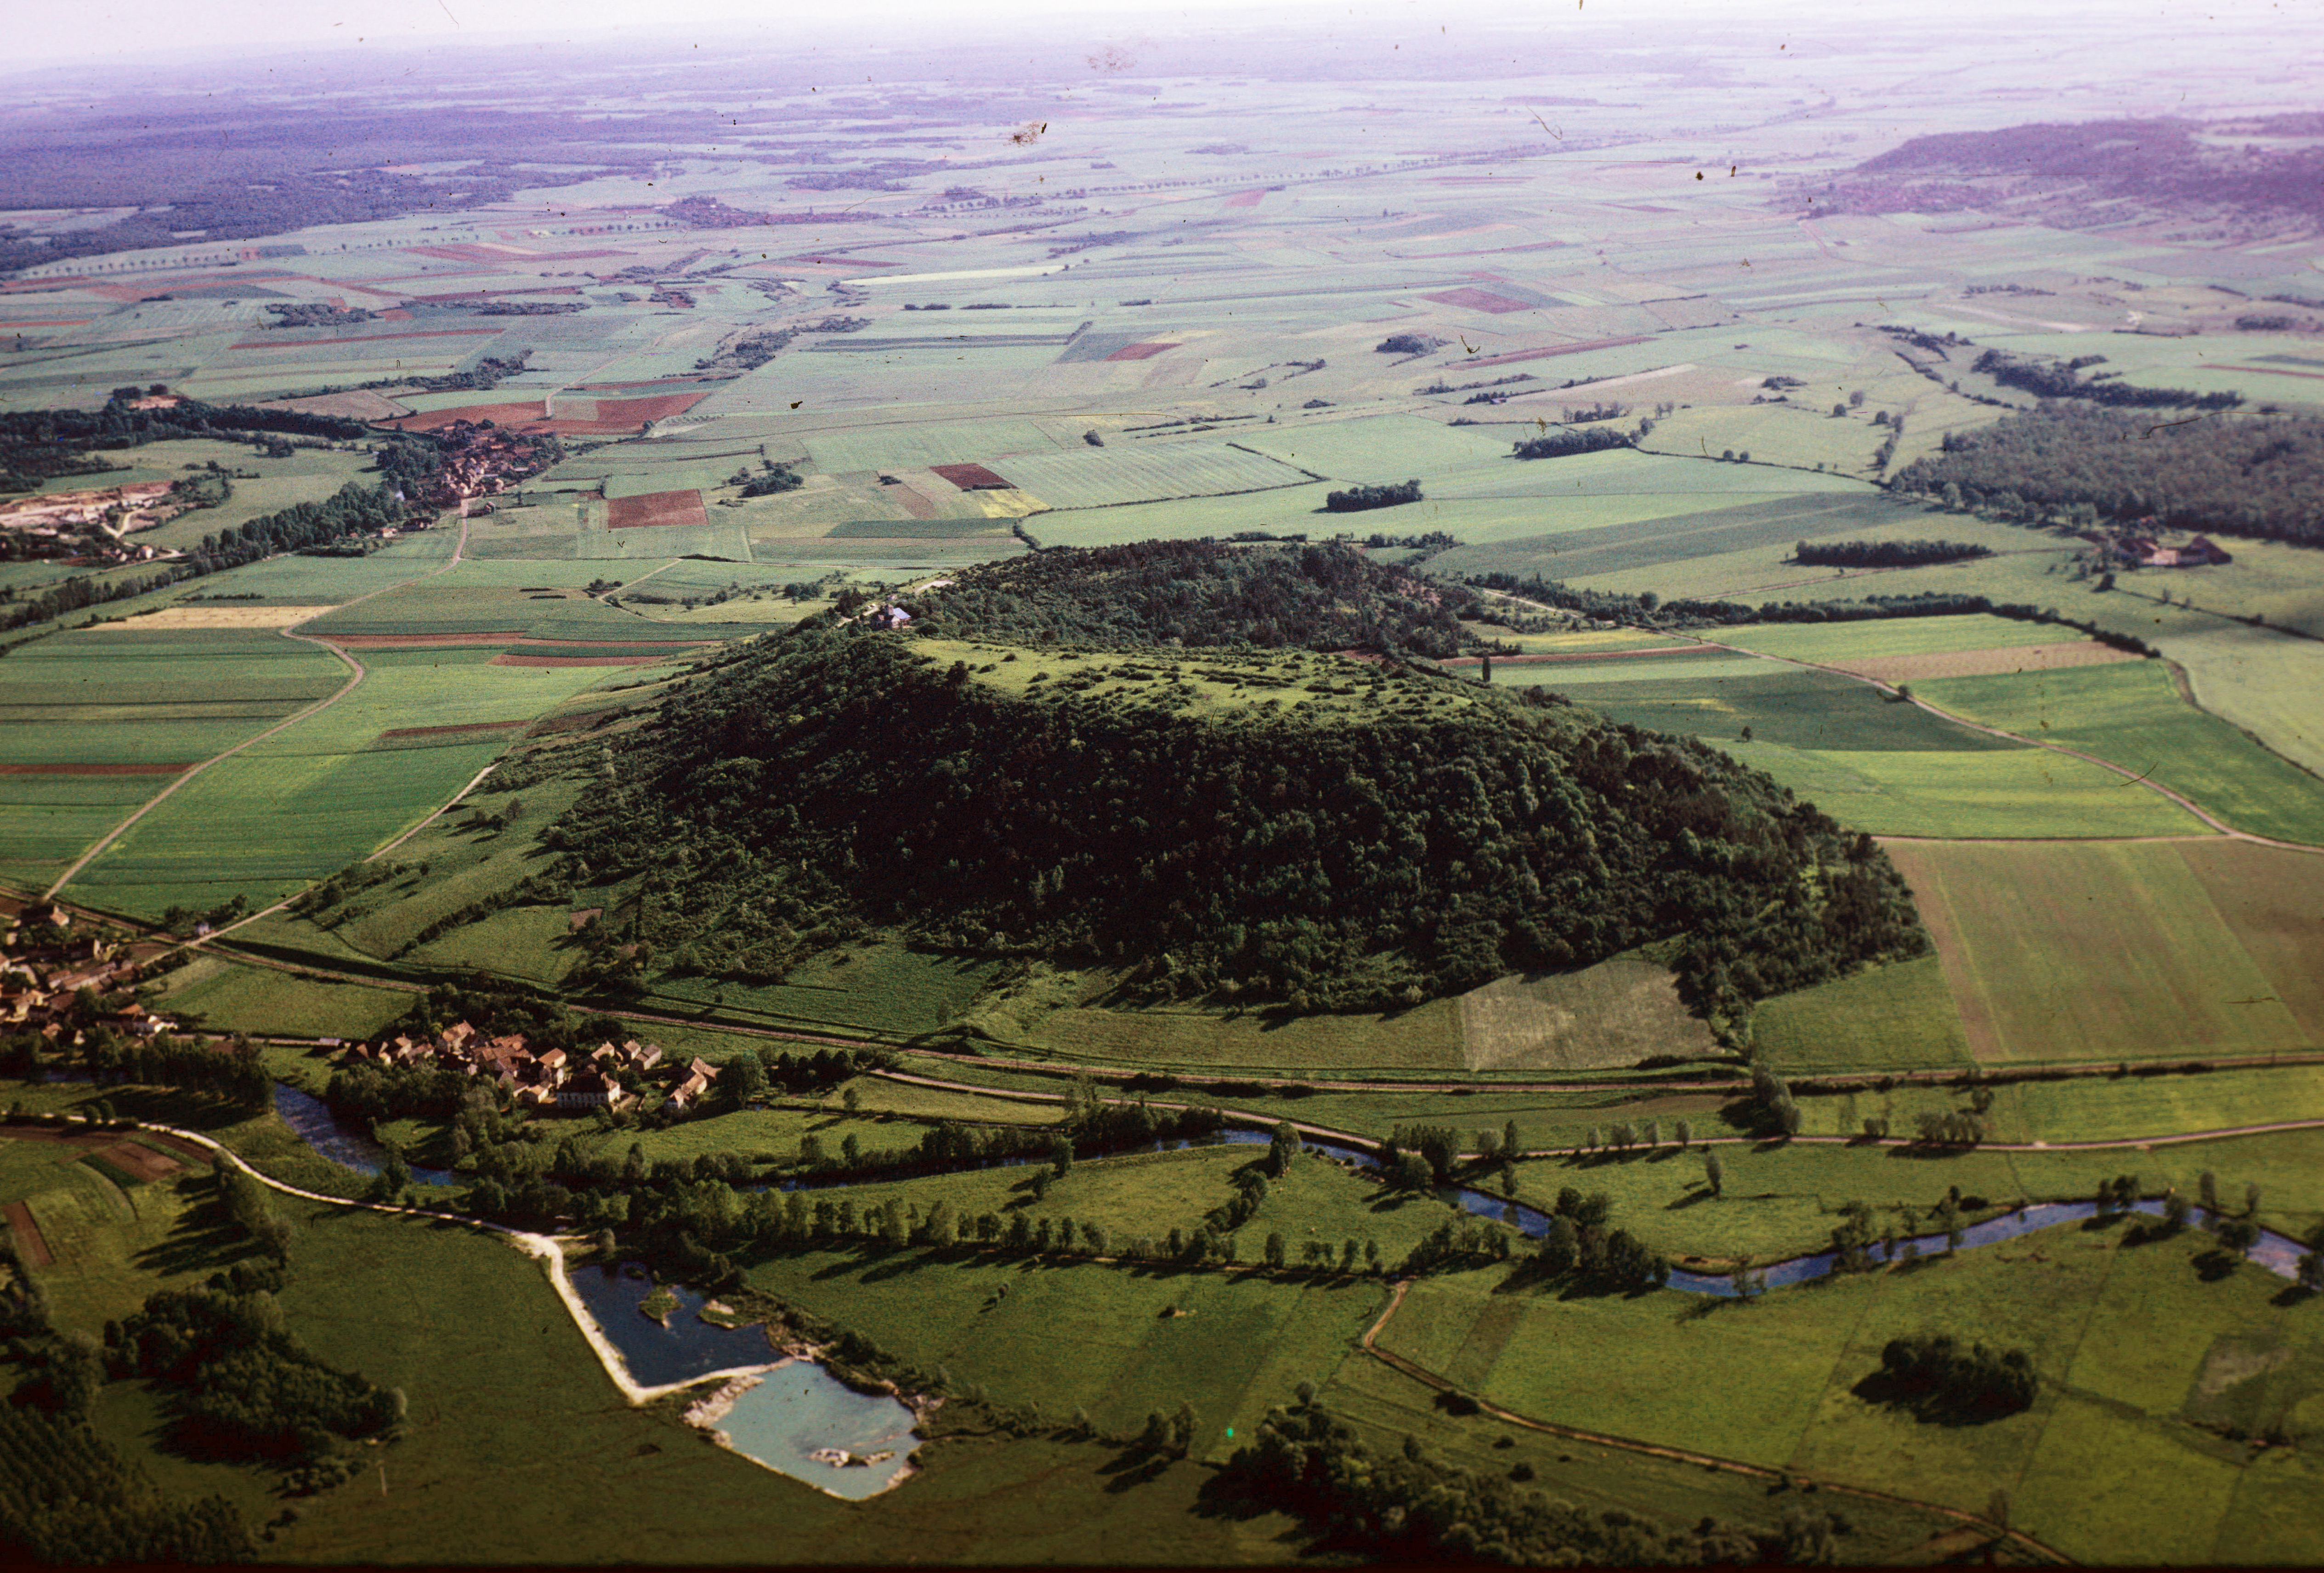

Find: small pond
715;1364;920;1500
569;1262;922;1496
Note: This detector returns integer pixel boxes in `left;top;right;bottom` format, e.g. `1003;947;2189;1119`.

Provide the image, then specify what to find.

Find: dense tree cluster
109;1277;401;1463
898;540;1481;656
1969;350;2240;411
1323;480;1423;512
550;613;1922;1016
1816;116;2324;231
1891;406;2324;546
1791;538;1992;569
0;1402;251;1564
1215;1400;1843;1564
1511;426;1634;460
0;395;364;493
1868;1332;2036;1422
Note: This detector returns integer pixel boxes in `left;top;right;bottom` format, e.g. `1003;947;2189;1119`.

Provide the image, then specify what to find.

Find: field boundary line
1356;1276;2076;1564
1683;631;2324;850
46;514;476;903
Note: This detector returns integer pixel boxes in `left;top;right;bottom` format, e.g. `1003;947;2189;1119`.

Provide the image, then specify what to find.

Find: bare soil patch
930;463;1012;491
255;390;414;420
380;719;527;740
93;603;340;630
1424;287;1537;315
607;489;709;531
324;631;524;648
3;1201;51;1268
1832;642;2139;683
89;1140;182;1183
1105;342;1180;361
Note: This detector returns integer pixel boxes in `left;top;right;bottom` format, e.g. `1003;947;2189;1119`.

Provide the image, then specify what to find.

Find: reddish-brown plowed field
227;328;501;351
606;489;709;530
1463;335;1652;369
1105;342;1180;361
0;761;191;776
5;318;93;328
1224;188;1270;208
1438;645;1718;668
324;632;524;648
594;391;715;426
389;389;713;436
930;463;1013;490
380;720;527;740
384;402;552;431
1424;288;1537;314
3;1202;51;1268
89;1140;183;1182
407;286;584;303
136;1131;215;1166
516;636;715;649
528;708;617;736
489;654;661;668
1832;643;2138;683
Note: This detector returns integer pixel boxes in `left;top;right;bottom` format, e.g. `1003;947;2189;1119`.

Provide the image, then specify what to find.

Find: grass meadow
1374;1218;2324;1564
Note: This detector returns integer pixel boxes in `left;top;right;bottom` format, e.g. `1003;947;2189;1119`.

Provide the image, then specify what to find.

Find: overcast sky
9;0;2286;71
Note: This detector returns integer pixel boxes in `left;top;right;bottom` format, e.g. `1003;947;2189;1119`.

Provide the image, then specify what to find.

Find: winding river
260;1089;2310;1296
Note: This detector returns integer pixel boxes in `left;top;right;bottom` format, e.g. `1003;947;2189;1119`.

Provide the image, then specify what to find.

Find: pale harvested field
1458;954;1714;1071
254;389;415;420
92;604;340;630
1830;641;2140;684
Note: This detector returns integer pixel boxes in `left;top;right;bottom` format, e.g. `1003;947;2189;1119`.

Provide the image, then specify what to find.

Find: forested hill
898;539;1481;657
1812;115;2324;228
551;620;1925;1019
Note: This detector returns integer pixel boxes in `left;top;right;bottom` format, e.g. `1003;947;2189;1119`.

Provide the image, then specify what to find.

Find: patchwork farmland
4;6;2324;1568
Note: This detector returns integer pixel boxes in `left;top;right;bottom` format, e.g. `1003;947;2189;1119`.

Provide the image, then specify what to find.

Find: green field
1375;1217;2324;1565
1888;840;2320;1065
1752;955;1973;1073
1916;662;2324;845
1547;664;2020;752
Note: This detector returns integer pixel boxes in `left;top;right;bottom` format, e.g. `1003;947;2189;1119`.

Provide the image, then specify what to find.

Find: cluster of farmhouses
1;903;175;1043
338;1022;724;1115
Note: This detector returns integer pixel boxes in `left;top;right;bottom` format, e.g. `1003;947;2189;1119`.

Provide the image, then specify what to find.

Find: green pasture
1752;956;1973;1074
1553;666;2018;753
1916;661;2324;845
265;1206;1299;1565
1382;1215;2321;1563
1729;740;2209;840
744;1239;1388;1458
637;943;998;1039
1320;1356;1966;1564
801;419;1071;474
1885;841;2309;1065
1427;491;1944;587
159;955;416;1040
982;440;1311;509
1234;414;1511;479
1713;612;2095;662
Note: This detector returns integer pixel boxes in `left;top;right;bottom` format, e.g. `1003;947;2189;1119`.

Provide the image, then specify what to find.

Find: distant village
340;1024;725;1119
0;901;175;1046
